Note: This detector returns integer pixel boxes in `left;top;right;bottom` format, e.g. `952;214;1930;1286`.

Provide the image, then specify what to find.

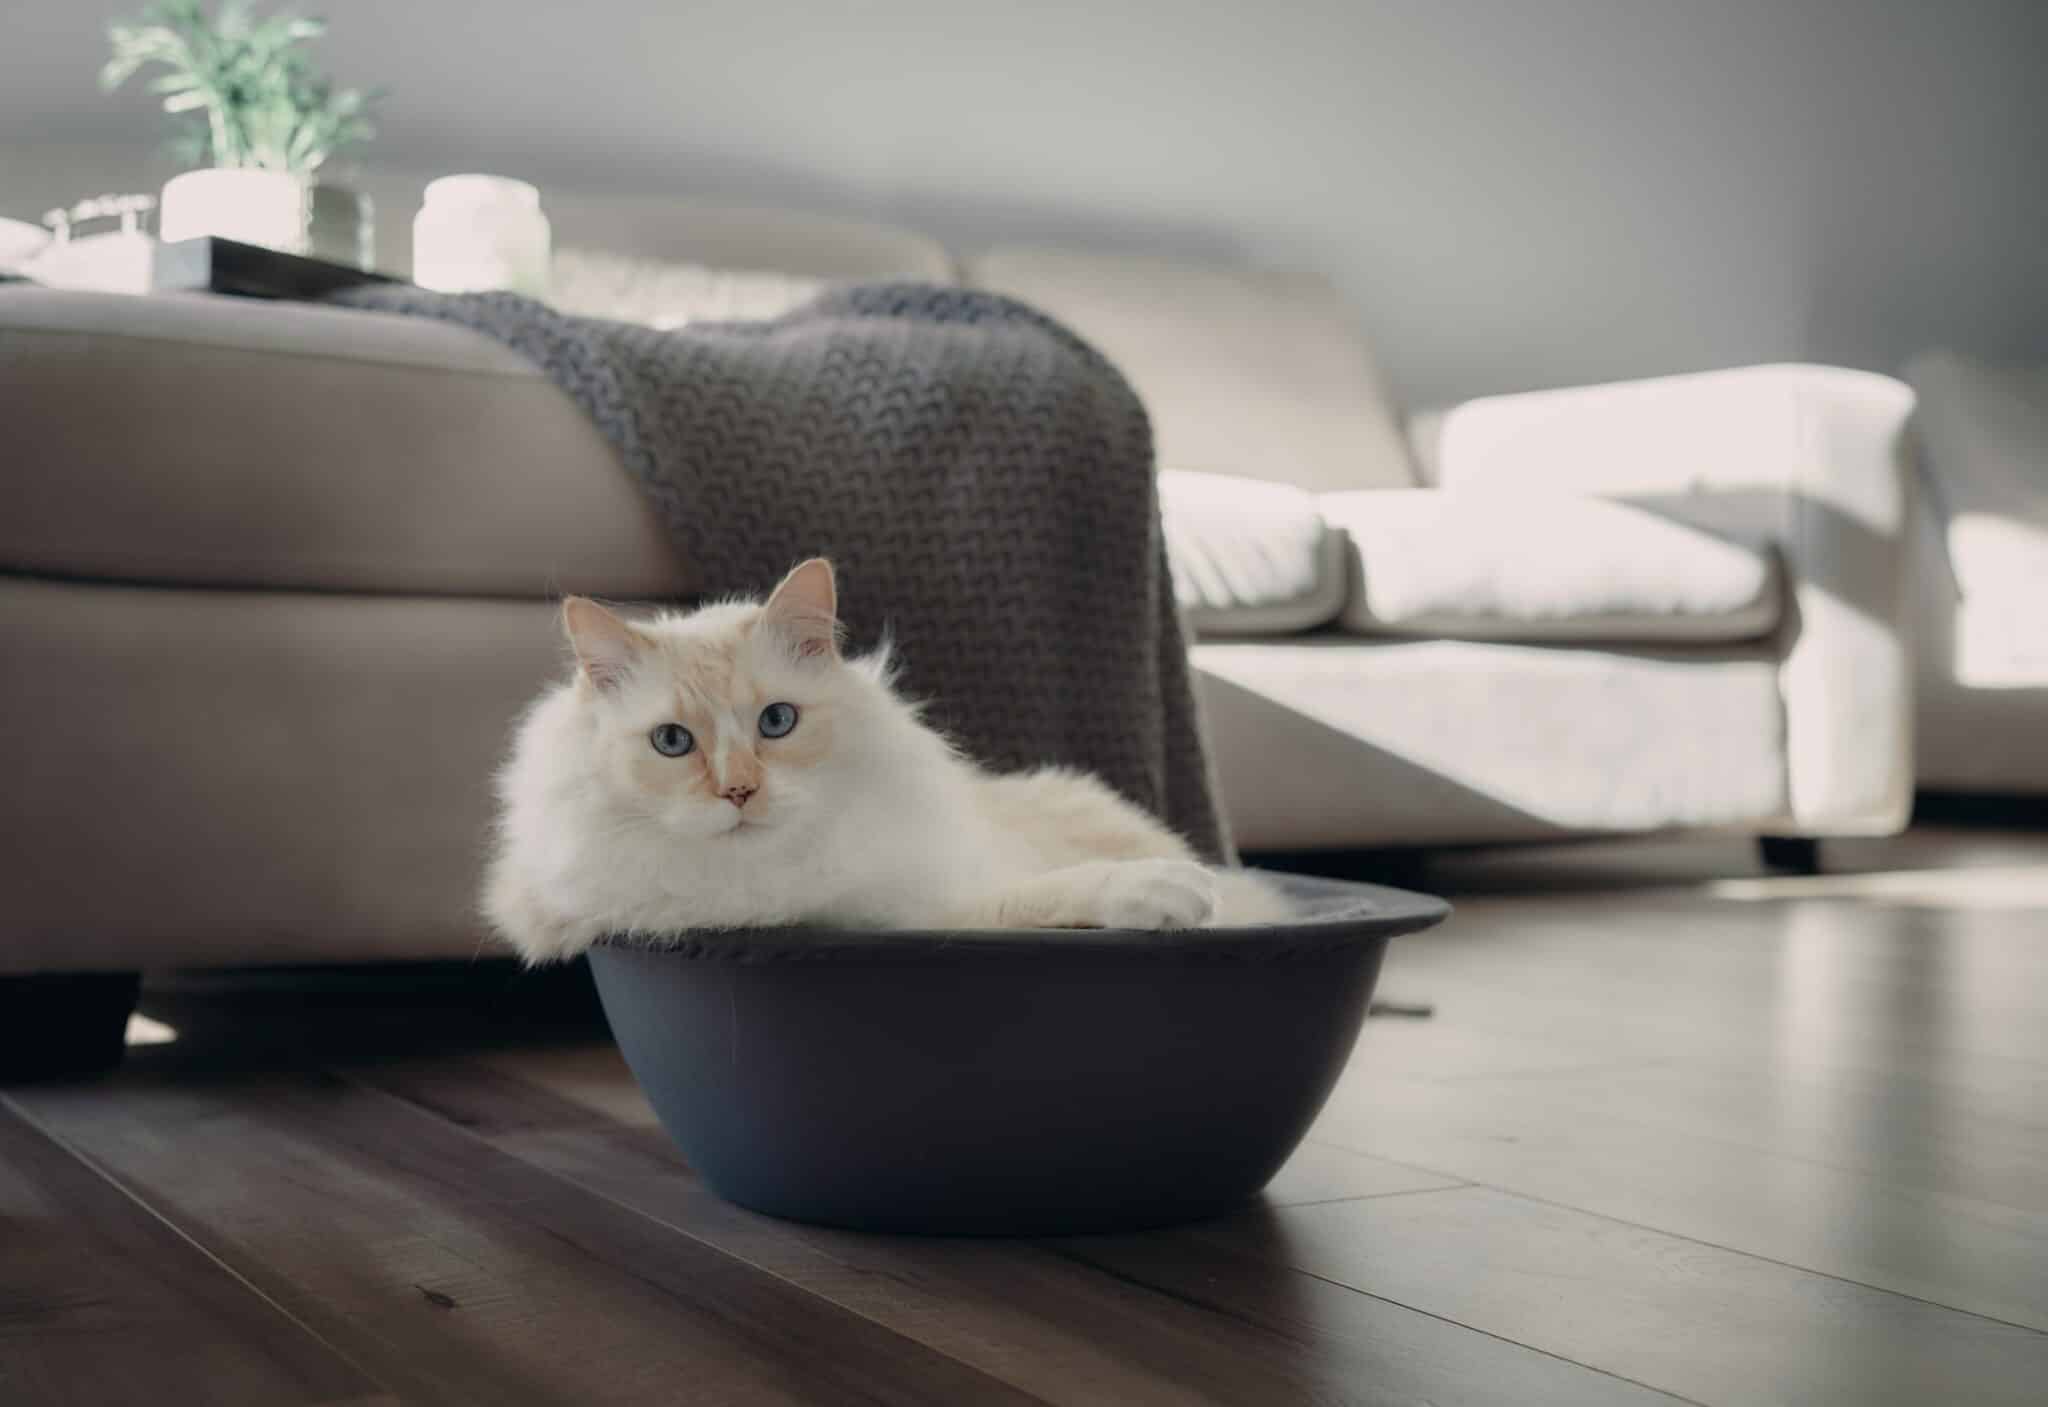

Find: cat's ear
562;597;644;691
760;558;840;661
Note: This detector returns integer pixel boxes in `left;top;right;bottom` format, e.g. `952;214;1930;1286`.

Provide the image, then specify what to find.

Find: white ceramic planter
159;169;373;269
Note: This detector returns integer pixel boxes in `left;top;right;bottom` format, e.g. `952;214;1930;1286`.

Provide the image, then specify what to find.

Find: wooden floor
4;823;2046;1405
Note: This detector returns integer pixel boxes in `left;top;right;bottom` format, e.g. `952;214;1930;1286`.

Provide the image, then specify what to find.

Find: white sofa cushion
966;247;1415;493
547;247;829;327
1320;489;1782;644
1159;471;1347;636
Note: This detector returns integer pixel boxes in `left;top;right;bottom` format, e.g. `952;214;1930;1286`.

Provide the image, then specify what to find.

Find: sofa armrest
0;286;695;599
1433;364;1918;835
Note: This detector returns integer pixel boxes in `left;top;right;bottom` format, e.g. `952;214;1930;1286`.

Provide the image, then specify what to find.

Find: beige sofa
0;202;1917;995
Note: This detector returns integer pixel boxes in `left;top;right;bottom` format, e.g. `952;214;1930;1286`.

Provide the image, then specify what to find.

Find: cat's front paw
1092;859;1219;930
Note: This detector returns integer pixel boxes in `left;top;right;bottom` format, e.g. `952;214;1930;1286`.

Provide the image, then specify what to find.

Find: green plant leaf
100;0;381;174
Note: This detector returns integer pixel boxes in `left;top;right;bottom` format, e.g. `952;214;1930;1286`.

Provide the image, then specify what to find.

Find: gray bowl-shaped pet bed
588;871;1448;1235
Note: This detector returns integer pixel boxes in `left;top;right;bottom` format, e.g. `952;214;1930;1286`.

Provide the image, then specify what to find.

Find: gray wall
6;0;2044;405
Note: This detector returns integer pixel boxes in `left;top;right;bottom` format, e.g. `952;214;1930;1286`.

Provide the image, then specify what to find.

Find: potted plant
102;0;381;268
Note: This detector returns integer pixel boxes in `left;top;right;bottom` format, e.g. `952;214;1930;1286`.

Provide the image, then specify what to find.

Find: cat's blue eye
758;702;799;738
649;723;694;757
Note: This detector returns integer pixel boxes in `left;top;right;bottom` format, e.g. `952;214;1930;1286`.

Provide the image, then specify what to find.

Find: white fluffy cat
484;558;1288;963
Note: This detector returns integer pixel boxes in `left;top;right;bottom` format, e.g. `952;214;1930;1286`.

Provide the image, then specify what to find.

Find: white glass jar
412;174;550;296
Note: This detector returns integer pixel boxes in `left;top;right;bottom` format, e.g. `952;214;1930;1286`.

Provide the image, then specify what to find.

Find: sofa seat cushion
1160;471;1346;636
1319;489;1782;644
0;287;697;599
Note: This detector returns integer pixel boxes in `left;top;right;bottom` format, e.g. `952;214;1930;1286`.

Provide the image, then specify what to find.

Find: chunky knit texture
330;281;1229;861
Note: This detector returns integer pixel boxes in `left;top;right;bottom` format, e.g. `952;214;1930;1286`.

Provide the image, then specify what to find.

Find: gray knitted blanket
329;281;1228;861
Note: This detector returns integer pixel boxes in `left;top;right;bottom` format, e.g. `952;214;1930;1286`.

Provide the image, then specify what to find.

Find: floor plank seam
1294;1145;2048;1338
1322;1086;2048;1202
0;1090;402;1398
1298;1136;1471;1182
1315;1101;2048;1241
334;1065;1061;1401
1038;1240;1326;1344
1266;1181;1475;1210
1050;1235;1709;1407
1296;1137;1473;1192
1419;1057;1680;1085
365;1061;1666;1402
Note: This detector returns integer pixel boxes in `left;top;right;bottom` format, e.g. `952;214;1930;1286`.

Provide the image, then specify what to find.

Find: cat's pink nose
720;783;756;808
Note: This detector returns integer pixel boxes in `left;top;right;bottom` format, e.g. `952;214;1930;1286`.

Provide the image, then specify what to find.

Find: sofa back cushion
1159;471;1348;636
966;247;1415;493
537;198;955;284
548;247;830;327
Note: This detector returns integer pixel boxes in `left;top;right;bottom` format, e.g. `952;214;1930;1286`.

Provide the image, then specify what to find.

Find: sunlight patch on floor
123;1012;179;1046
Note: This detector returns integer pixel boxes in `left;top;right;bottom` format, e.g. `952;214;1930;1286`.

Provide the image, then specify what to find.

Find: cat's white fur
484;558;1289;963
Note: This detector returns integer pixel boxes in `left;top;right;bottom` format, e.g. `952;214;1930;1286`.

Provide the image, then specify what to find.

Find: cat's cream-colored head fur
560;558;879;843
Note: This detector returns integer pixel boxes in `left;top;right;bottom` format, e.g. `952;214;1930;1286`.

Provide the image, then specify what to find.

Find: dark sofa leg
1757;836;1822;875
0;972;142;1081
